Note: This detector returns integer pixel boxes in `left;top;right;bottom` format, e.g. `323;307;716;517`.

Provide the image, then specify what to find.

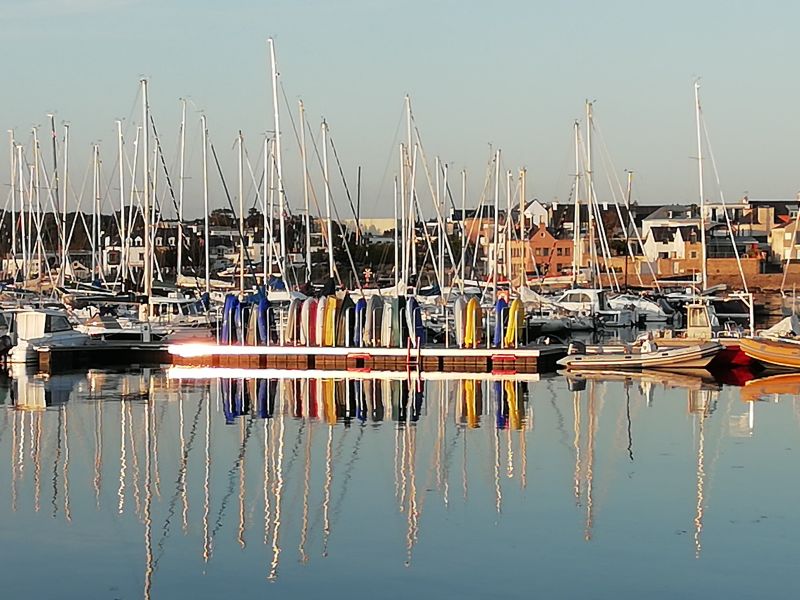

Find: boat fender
0;334;11;354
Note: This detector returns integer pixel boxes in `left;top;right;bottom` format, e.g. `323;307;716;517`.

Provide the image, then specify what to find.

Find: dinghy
738;337;800;371
558;340;722;370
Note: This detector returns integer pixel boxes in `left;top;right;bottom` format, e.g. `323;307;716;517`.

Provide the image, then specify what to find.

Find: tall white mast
393;176;399;287
141;78;152;304
442;162;448;287
572;121;581;286
694;80;709;291
435;157;442;285
92;143;99;278
116;120;126;284
505;169;512;279
585;101;598;288
268;38;287;278
399;144;406;283
299;100;311;278
17;144;26;281
8;133;16;275
238;131;245;295
126;127;141;287
519;168;526;288
460;169;466;290
268;138;275;278
492;148;500;303
263;137;269;282
409;145;418;280
61;123;70;285
321;120;334;279
405;96;415;283
177;99;186;280
201;114;210;294
32;128;43;282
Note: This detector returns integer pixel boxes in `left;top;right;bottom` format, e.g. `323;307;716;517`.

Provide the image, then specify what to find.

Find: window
45;315;72;333
556;248;563;256
543;248;549;256
564;247;570;256
690;251;698;259
687;307;710;328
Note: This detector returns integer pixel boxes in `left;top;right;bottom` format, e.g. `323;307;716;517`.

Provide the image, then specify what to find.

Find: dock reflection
0;365;787;598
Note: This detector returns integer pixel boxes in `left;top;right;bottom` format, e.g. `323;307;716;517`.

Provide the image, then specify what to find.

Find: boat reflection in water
0;366;797;599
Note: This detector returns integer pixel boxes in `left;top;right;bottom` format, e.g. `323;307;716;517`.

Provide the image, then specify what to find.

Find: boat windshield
45;314;73;333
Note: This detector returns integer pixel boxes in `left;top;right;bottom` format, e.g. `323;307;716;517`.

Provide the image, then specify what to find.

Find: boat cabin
7;309;77;343
554;289;610;314
685;302;720;338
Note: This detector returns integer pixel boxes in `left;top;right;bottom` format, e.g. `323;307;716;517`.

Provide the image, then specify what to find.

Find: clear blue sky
2;0;799;219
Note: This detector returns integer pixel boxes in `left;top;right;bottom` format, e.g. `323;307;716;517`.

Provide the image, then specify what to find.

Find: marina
6;1;800;597
1;367;798;599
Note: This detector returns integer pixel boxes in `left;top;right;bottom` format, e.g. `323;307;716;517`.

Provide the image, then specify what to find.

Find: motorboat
607;293;671;323
738;337;800;372
76;313;167;342
558;340;722;370
652;302;751;368
5;307;91;363
550;288;636;328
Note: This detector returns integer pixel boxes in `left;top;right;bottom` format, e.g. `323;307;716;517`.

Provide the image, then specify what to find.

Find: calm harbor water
0;367;797;599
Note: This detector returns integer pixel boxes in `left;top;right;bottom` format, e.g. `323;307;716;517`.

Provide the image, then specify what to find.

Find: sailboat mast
519;168;526;288
505;169;512;280
268;38;287;277
92;144;98;278
61;124;70;285
572;121;581;286
694;80;709;291
624;170;633;290
141;79;152;303
585;101;597;288
201;114;210;294
17;144;25;282
399;144;406;283
8;132;15;277
116;120;126;285
177;99;186;281
460;169;466;289
322;120;334;279
442;162;448;287
299;100;311;278
48;115;60;274
263;137;269;282
492;149;500;304
238;131;245;296
435;156;441;284
268;137;275;279
393;176;399;287
33;129;43;282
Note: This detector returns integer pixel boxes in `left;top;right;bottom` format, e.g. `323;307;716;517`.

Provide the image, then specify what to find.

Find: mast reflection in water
1;367;798;599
